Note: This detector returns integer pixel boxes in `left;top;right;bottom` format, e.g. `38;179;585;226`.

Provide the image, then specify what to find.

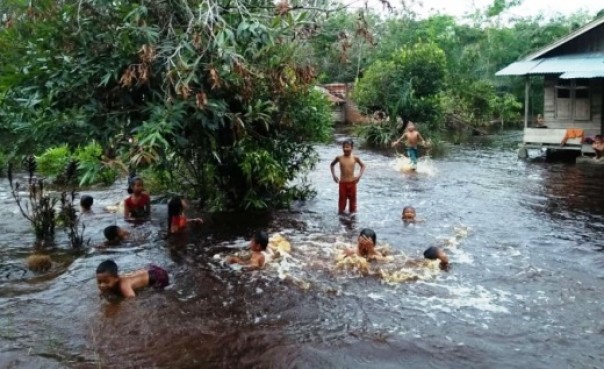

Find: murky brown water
1;131;604;369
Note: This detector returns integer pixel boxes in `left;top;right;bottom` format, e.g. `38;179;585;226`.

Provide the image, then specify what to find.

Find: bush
355;121;399;147
75;141;119;186
36;145;72;178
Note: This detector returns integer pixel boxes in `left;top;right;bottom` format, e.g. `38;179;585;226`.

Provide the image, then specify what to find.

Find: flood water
1;131;603;369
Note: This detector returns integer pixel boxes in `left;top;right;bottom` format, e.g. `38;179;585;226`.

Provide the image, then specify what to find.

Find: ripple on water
2;134;604;368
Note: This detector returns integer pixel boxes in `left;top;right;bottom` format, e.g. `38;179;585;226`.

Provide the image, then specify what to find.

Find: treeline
0;0;601;209
303;2;602;143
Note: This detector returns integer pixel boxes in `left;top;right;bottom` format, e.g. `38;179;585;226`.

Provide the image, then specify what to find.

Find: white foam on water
392;155;438;176
412;282;512;315
220;229;514;333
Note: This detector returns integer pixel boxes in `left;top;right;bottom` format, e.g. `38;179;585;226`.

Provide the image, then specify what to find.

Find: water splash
392;155;437;176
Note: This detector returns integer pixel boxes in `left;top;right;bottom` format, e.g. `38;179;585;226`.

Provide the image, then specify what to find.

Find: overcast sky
362;0;603;19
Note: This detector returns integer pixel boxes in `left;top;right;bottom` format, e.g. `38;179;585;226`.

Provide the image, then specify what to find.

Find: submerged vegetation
8;156;87;248
7;157;57;246
0;0;601;206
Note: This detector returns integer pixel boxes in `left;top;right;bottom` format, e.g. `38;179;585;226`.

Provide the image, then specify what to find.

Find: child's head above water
168;196;185;219
103;225;129;244
250;230;269;251
127;176;144;195
358;228;376;257
423;246;448;267
402;206;416;221
96;259;120;294
80;195;93;212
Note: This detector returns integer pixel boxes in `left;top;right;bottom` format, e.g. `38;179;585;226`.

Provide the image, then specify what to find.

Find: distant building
319;83;365;124
496;16;604;158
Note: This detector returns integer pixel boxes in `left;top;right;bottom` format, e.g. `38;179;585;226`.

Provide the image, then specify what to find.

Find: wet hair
127;175;143;195
103;225;121;242
96;259;118;276
359;228;376;245
168;196;184;219
342;139;354;148
252;231;269;250
167;196;184;235
402;206;416;214
80;195;93;210
423;246;441;260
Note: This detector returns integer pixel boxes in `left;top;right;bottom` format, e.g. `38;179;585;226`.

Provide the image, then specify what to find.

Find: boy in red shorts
330;139;366;214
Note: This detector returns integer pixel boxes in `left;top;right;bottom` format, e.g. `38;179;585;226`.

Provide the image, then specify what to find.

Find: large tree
0;0;334;210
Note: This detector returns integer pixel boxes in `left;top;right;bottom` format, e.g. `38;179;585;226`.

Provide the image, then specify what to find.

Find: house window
555;79;591;121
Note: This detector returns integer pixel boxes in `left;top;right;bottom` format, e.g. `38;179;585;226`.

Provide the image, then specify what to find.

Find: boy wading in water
330;139;366;214
392;122;424;169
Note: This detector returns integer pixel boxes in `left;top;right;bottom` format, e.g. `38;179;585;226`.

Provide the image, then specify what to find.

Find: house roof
314;86;345;104
496;52;604;76
524;16;604;61
495;16;604;77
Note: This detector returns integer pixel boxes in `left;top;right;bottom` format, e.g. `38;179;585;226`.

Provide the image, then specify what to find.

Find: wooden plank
523;128;583;145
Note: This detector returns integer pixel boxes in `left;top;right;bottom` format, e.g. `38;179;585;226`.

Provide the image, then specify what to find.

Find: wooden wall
542;76;603;135
545;25;604;56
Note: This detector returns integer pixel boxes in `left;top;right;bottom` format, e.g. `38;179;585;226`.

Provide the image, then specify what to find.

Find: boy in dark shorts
95;259;169;298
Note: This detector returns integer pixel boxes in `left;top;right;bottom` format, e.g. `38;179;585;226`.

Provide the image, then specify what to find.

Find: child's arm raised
330;156;340;183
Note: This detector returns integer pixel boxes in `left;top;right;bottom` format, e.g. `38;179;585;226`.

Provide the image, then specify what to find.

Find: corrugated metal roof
495;52;604;76
560;71;604;79
530;53;604;74
495;60;543;76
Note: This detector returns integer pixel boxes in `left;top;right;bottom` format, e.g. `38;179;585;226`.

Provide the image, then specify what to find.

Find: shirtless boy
392;122;425;168
96;259;169;298
226;231;272;270
330;139;366;214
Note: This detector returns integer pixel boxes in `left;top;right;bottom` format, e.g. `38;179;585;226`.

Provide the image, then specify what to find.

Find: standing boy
392;122;424;168
330;139;366;214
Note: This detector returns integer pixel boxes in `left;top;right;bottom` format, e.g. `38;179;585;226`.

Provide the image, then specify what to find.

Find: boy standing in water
330;139;366;214
392;122;425;168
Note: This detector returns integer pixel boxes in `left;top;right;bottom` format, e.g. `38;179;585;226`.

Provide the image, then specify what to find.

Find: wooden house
496;16;604;158
315;85;346;123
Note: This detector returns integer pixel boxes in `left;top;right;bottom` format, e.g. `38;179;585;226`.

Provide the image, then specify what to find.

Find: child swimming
124;177;150;221
226;231;273;269
167;196;203;235
95;259;169;298
423;246;449;270
402;206;416;222
103;225;130;245
80;195;94;214
343;228;388;261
